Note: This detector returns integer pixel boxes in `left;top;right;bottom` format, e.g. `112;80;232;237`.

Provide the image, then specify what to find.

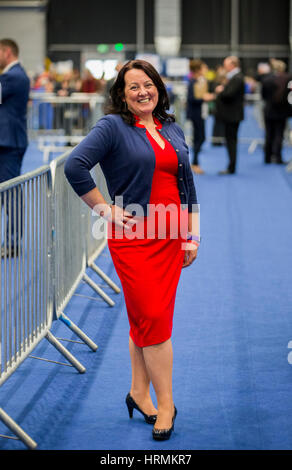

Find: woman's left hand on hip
182;246;198;268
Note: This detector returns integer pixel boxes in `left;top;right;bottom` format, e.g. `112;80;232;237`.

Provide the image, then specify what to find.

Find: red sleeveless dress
107;117;188;347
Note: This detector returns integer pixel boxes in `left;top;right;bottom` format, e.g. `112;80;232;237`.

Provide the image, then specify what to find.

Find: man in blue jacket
0;39;30;256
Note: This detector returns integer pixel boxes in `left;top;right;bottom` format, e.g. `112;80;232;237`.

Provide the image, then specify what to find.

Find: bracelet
187;234;201;243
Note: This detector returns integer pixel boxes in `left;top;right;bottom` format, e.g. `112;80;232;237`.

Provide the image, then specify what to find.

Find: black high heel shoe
152;406;177;441
126;393;157;424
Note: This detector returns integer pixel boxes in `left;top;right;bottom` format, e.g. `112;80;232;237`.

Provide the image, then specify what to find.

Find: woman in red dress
65;60;200;441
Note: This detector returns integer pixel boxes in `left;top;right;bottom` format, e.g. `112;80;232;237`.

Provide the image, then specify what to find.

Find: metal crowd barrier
50;153;119;346
0;167;52;449
0;149;118;449
49;154;98;351
84;164;121;305
28;92;104;138
28;93;105;163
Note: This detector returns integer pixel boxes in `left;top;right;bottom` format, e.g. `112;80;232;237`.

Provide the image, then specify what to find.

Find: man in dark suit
261;59;291;165
214;56;245;174
0;39;30;255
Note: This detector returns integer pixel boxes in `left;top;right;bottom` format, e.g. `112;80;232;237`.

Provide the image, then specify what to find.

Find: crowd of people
185;56;292;174
28;58;259;103
30;67;106;96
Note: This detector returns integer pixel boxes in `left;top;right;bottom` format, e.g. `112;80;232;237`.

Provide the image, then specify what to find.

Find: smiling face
123;68;159;118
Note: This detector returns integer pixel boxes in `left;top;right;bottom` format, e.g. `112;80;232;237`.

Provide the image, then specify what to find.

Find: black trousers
264;117;286;163
223;121;240;173
0;146;26;247
212;117;225;145
191;117;205;165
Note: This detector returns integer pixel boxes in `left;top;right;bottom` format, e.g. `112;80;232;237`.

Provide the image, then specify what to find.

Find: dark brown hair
189;59;203;73
105;59;175;125
0;38;19;57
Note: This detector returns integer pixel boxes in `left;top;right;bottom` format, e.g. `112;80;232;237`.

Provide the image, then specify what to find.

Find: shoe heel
126;400;134;418
125;393;157;424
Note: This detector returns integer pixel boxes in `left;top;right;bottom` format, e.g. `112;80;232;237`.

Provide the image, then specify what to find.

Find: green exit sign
114;43;124;52
96;44;109;53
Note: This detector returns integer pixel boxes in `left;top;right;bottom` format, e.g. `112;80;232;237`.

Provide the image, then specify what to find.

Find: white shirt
226;67;241;80
2;60;20;74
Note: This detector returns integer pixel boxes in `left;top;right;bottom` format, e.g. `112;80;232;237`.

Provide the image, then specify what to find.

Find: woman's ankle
130;388;151;402
156;398;174;413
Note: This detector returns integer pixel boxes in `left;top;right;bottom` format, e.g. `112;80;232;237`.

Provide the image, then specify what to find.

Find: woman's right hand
102;204;136;230
82;189;135;230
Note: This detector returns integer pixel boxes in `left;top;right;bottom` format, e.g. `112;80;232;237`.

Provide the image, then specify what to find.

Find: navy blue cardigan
64;114;198;214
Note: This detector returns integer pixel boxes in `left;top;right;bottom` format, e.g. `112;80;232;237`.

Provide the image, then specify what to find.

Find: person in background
214;56;245;175
186;59;213;174
54;77;74;97
0;38;30;257
209;64;227;146
261;59;291;165
244;74;257;94
256;62;272;84
81;69;99;93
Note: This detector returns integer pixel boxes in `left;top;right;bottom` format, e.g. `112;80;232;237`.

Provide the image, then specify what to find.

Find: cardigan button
181;192;184;195
179;163;182;167
176;149;179;152
180;177;183;181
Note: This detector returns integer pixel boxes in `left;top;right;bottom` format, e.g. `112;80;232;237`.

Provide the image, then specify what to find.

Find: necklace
147;128;165;148
136;116;165;147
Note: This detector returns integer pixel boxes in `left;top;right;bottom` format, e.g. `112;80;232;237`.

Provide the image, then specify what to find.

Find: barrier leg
89;262;121;293
43;146;51;163
59;312;98;352
0;407;37;449
286;160;292;172
248;139;259;153
82;272;115;307
45;331;86;373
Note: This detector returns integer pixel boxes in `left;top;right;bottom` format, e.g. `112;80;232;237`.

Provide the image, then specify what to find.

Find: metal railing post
0;408;37;450
50;154;100;350
0;163;87;447
84;164;121;302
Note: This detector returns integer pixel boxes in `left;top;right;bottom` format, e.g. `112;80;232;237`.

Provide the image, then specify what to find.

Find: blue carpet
1;107;292;450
